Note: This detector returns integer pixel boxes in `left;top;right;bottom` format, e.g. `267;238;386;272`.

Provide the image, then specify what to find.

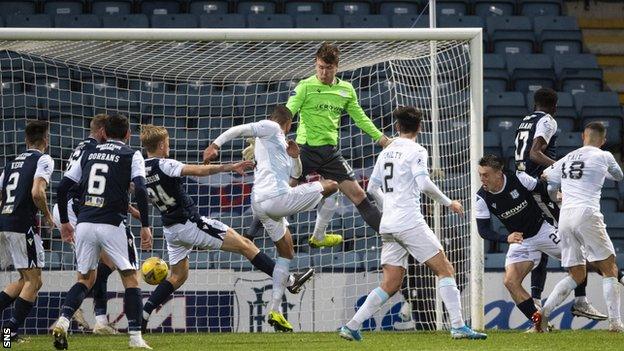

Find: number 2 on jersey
383;162;394;193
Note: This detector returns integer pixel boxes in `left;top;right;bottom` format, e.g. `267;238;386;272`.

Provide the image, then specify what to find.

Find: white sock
312;193;339;241
533;298;542;308
438;277;465;329
129;330;143;342
574;296;588;304
142;311;150;322
57;316;71;332
269;257;291;312
346;287;389;331
95;314;108;325
603;277;621;321
543;276;577;317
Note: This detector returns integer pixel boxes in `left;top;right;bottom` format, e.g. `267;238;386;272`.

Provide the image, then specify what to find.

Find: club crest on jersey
491;203;497;209
510;190;519;199
339;90;348;97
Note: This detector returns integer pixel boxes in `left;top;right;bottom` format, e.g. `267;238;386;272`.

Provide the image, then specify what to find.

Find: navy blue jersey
65;140;145;226
0;150;54;233
66;137;99;212
476;171;547;239
145;158;198;226
514;111;558;177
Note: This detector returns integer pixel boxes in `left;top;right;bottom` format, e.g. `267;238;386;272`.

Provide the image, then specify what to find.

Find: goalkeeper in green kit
284;42;393;248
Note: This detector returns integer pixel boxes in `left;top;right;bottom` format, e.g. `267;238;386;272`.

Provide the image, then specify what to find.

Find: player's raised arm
605;151;624;181
182;161;254;177
345;84;391;148
31;154;55;229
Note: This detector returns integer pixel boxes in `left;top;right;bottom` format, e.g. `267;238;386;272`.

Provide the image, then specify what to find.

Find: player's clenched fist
507;232;523;244
60;222;74;243
286;139;300;158
140;227;153;250
203;143;220;164
449;200;464;215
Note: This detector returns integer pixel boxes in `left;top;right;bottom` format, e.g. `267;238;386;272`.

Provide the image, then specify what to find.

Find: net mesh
0;37;473;333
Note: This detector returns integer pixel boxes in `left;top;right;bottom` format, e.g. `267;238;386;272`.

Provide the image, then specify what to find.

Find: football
141;257;169;285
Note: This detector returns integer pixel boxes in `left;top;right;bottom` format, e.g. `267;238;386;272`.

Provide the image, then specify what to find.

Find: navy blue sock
530;254;548;299
93;263;113;316
61;283;88;319
574;276;587;297
517;297;538;320
144;280;175;316
250;251;276;277
0;291;16;313
6;297;34;335
124;288;143;332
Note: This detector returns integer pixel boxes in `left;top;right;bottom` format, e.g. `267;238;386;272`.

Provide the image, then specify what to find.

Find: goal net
0;28;483;334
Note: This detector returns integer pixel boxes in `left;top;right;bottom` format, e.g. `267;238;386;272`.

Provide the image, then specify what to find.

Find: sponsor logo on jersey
500;200;528;219
339;90;348;97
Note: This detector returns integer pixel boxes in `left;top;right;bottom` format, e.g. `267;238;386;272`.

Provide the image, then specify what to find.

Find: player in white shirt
339;106;486;341
539;122;624;332
204;106;338;332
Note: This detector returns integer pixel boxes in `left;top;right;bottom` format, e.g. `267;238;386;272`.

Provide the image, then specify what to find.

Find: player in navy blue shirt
53;114;152;350
0;121;54;342
139;125;314;332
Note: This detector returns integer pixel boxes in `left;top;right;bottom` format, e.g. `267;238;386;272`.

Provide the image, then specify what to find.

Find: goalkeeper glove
242;138;255;161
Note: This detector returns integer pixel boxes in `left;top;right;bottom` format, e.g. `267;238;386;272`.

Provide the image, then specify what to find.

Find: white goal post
0;27;484;333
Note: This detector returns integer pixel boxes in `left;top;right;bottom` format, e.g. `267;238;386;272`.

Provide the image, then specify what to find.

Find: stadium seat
199;14;246;27
605;213;624;239
377;0;420;16
438;15;484;28
488;17;535;55
248;14;294;28
575;92;623;147
343;14;389;28
237;0;278;14
436;0;469;16
534;15;578;34
332;1;372;15
189;252;211;269
506;54;555;93
283;0;324;15
363;250;380;271
314;251;362;272
556;132;581;158
139;0;182;15
188;0;229;14
151;14;199;28
485;92;527;132
484;55;509;95
485;253;506;269
391;14;429;28
484;131;502;156
6;14;52;27
353;236;382;252
101;14;150;28
519;0;562;16
534;16;582;55
43;0;85;15
295;14;341;28
487;16;533;35
474;0;516;18
601;198;619;214
54;14;101;27
553;54;603;93
91;0;133;15
0;1;37;16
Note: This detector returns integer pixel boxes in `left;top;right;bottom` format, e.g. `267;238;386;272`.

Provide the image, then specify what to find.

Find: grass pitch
14;330;624;351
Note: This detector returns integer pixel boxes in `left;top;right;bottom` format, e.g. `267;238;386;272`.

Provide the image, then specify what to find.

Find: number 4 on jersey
147;185;176;212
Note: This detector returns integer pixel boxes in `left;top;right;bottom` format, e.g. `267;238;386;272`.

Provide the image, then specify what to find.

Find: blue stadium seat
295;14;341;28
485;92;526;132
0;1;37;16
485;253;506;269
188;0;229;15
601;198;619;213
102;14;149;28
54;14;101;27
237;1;277;14
474;0;516;18
248;14;294;28
139;0;182;15
353;236;382;252
553;54;603;93
6;14;52;27
488;17;535;55
377;0;420;16
91;1;133;15
519;0;562;16
0;17;4;26
43;0;85;15
526;91;576;131
343;14;389;28
534;15;578;34
436;0;469;16
391;14;429;28
199;14;246;27
151;14;199;27
556;132;581;157
484;54;508;93
575;92;623;147
332;1;372;15
535;17;582;55
189;252;211;269
487;16;533;34
506;54;555;93
605;213;624;239
314;252;362;272
284;0;325;15
363;250;380;271
484;131;502;156
438;15;484;28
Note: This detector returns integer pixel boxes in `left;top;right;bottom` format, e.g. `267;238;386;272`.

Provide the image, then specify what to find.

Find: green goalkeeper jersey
286;75;383;146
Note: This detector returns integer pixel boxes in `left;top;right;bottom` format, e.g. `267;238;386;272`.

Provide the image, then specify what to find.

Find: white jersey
545;145;623;210
370;138;428;233
250;120;293;203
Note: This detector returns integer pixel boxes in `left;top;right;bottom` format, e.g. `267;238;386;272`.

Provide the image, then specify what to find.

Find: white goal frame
0;27;484;329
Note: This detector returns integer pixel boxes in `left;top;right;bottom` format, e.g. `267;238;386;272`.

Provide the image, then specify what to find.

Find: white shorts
505;221;562;268
75;222;138;274
380;220;443;269
53;200;77;228
559;207;615;267
0;228;45;269
165;216;229;266
251;182;324;242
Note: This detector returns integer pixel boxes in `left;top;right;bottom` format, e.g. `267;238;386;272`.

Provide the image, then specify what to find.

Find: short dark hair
25;120;48;146
533;88;558;109
105;113;130;140
393;106;422;133
316;42;340;65
585;121;606;138
479;154;505;171
269;105;293;125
